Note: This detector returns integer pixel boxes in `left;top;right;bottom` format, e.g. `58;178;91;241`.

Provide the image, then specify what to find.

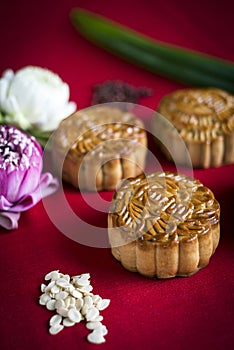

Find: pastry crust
153;88;234;168
52;105;147;191
108;171;220;278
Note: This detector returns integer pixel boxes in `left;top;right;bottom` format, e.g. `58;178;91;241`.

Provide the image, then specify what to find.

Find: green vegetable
70;8;234;93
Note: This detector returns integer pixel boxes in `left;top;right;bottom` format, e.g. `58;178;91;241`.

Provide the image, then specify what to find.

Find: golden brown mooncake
108;171;220;278
153;88;234;168
51;105;147;191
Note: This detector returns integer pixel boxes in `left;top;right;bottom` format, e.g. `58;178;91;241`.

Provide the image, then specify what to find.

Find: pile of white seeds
39;270;110;344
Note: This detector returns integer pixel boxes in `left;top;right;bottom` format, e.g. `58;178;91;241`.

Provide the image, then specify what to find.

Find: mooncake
52;105;147;191
153;88;234;168
108;171;220;278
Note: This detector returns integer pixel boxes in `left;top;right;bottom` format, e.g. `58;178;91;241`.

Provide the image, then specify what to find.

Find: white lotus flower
0;66;76;132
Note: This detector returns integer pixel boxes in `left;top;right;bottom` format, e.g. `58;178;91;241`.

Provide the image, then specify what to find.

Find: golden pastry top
53;106;146;157
110;171;220;243
158;88;234;142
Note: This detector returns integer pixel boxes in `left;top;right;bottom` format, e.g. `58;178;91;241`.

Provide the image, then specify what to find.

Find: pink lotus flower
0;125;58;230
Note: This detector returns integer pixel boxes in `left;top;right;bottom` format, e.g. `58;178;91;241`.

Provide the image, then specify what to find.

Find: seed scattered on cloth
39;270;110;344
49;314;62;327
87;329;106;345
49;324;64;335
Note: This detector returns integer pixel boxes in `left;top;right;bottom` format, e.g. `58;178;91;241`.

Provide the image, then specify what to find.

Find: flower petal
0;211;20;230
12;172;59;212
0;168;8;198
6;168;28;203
2;69;14;81
39;172;59;198
0;66;77;132
41;101;77;131
0;69;14;106
3;93;32;130
15;164;41;200
0;195;12;211
9;67;69;121
0;80;9;108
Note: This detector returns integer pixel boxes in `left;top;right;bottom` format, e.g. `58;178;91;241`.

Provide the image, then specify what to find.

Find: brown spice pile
91;80;152;105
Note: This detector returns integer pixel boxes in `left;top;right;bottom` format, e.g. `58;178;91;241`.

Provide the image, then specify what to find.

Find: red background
0;1;234;349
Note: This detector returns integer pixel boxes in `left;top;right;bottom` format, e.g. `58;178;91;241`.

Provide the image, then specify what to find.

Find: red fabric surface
0;1;234;349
